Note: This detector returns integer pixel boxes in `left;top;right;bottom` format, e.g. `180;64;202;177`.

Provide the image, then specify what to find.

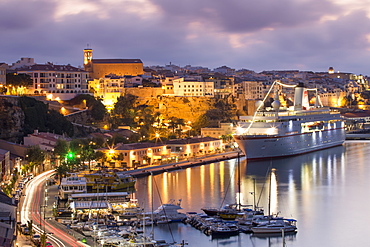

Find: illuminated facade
99;137;222;168
173;78;214;97
100;142;166;168
89;76;125;108
165;137;222;158
83;48;144;79
16;63;90;100
201;123;235;139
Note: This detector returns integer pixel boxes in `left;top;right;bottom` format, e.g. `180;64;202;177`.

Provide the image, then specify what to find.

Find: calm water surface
134;141;370;247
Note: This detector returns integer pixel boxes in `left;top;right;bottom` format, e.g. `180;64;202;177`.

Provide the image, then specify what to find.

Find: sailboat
216;152;263;220
251;168;297;234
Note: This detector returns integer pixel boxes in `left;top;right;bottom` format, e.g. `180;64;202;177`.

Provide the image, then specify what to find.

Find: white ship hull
234;128;346;160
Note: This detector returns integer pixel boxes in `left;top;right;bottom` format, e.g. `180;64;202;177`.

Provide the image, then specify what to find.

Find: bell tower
83;46;93;72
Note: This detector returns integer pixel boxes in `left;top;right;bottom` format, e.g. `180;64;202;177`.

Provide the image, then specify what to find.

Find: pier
122;150;243;178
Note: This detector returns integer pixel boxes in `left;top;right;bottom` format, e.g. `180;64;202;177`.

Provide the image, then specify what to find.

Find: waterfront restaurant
97;137;223;169
99;142;167;169
164;136;222;159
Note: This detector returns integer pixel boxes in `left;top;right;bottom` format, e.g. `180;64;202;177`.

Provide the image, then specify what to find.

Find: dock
122;150;243;178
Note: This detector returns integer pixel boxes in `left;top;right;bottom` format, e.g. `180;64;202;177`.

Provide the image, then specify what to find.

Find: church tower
83;47;93;72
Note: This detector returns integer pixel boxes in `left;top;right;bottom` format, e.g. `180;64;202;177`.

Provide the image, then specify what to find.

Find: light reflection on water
134;141;370;247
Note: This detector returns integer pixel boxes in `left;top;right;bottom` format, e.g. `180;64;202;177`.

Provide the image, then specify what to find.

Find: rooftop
92;59;143;64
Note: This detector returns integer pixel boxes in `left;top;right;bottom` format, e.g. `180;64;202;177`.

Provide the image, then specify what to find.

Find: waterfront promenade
122;150;242;178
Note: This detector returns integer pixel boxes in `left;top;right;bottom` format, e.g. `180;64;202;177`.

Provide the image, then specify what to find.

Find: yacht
234;81;346;159
59;173;87;200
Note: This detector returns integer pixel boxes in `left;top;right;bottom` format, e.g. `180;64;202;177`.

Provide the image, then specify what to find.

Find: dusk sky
1;0;370;75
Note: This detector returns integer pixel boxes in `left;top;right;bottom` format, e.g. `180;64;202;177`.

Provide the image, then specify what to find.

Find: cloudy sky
1;0;370;74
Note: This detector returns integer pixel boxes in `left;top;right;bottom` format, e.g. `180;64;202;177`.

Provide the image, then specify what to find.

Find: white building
89;76;125;108
201;123;235;139
59;173;87;200
173;77;214;97
10;57;35;70
242;80;272;100
17;63;90;100
99;137;222;168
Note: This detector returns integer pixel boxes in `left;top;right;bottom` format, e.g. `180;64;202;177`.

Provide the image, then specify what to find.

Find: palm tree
26;146;45;174
55;163;69;184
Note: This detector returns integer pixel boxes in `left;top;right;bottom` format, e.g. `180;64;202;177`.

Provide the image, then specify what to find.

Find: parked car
32;234;40;243
23;227;30;235
46;242;53;246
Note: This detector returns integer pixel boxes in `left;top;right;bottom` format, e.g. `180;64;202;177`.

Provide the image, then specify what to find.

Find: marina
132;141;370;247
49;140;370;246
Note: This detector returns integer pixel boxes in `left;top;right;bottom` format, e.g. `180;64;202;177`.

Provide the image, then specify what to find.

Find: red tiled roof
17;64;85;72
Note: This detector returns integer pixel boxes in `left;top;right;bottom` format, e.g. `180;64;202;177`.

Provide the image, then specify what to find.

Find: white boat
59;173;87;200
234;81;346;159
251;218;297;234
208;224;239;237
150;199;187;222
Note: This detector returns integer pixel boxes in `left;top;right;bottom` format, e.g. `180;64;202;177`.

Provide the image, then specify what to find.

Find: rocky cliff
0;96;25;142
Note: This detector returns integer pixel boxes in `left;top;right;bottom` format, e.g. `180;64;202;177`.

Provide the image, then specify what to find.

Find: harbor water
134;141;370;247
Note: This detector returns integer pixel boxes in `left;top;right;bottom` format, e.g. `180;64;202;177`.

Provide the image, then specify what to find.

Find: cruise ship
233;81;346;159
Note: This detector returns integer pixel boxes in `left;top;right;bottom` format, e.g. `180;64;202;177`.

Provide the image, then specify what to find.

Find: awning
69;201;112;210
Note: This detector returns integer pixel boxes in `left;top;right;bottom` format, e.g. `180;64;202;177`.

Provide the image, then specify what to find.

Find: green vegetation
6;73;33;87
66;94;107;121
25;145;45;173
18;96;73;136
109;94;237;141
53;138;105;178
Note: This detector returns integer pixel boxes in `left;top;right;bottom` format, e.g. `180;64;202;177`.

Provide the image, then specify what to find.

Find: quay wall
125;151;243;178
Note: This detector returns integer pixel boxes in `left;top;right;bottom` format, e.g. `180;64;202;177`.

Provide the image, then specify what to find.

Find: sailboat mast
268;169;272;221
150;172;154;238
253;178;256;211
237;152;241;209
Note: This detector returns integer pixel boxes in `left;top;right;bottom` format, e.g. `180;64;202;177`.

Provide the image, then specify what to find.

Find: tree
46;110;74;137
90;99;106;121
66;94;107;121
53;140;69;159
111;94;138;127
192;115;210;135
26;146;45;173
40;233;47;247
27;220;34;236
19;96;73;136
6;73;33;92
55;163;69;183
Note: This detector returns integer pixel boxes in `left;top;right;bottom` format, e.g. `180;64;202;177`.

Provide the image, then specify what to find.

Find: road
21;170;88;247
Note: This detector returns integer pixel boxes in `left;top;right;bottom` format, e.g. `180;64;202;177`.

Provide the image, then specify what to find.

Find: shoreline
123;150;243;178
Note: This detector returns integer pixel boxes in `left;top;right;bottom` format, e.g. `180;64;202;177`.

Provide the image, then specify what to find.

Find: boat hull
234;128;345;160
251;226;297;234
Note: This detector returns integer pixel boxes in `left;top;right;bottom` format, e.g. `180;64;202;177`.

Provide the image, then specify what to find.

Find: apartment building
89;76;125;108
173;77;214;97
17;63;89;100
99;137;222;168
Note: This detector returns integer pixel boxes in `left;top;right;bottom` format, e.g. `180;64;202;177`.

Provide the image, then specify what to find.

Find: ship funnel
294;83;305;111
